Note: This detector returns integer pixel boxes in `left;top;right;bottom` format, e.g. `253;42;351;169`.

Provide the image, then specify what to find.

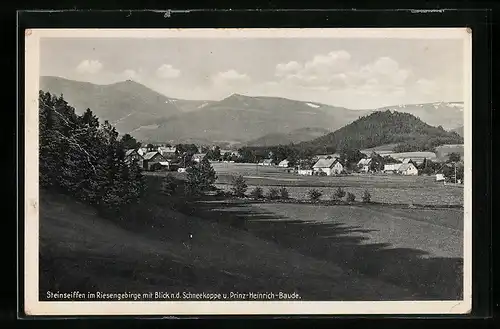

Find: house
357;158;372;172
137;147;148;156
436;173;445;182
142;152;166;171
298;169;313;176
312;158;343;176
401;158;419;166
125;149;143;167
383;163;402;173
258;159;274;166
158;146;177;159
192;153;206;163
278;159;290;168
397;163;419;176
158;161;171;171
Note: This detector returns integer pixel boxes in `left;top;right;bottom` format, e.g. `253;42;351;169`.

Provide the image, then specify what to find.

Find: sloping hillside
39;189;414;300
39;76;207;133
245;127;331;147
300;110;464;152
132;94;369;144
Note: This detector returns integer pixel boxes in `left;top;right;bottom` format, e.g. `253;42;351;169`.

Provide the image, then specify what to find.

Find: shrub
279;187;289;199
346;192;356;202
362;189;371;203
185;157;217;196
334;187;346;199
308;189;323;201
318;171;327;176
249;186;264;200
266;188;280;200
230;175;248;197
160;174;178;196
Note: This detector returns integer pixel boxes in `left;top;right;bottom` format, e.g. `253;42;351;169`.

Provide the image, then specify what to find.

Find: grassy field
159;162;463;206
39;173;464;301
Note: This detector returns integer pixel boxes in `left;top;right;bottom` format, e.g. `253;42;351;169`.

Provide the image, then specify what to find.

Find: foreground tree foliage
184;157;217;196
39;91;145;213
230;175;248;197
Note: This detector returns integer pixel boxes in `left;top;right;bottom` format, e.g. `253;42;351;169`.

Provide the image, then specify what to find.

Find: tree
206;146;221;161
231;175;247;197
160;174;178;196
308;189;322;201
334;187;346;199
448;152;461;163
121;134;141;150
185;157;217;196
279;187;289;199
362;190;371;203
250;187;264;199
346;192;356;202
38;91;145;213
176;144;199;156
266;188;280;200
147;143;155;151
339;148;364;170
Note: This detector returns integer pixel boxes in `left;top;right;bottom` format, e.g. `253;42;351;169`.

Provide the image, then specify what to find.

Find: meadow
196;162;463;206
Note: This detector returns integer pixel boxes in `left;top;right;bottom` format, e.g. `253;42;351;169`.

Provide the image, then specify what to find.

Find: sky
39;36;465;109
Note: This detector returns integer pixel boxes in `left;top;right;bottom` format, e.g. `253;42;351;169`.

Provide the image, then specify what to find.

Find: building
258;159;274;166
357;158;372;173
298;169;313;176
137;147;148;156
142;151;166;171
312;158;343;176
383;163;402;173
125;149;143;167
192;153;206;163
158;146;177;159
397;163;419;176
436;173;445;182
278;159;290;168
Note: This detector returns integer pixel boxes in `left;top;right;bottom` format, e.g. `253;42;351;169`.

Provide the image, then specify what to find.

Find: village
124;143;465;185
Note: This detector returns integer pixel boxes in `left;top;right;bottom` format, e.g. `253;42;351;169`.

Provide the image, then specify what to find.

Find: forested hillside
299;110;464;153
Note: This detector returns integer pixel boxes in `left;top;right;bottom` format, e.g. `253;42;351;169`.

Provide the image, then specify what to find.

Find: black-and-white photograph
24;28;472;315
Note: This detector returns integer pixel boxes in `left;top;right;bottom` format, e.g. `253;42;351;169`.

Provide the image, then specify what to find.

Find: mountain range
40;76;465;147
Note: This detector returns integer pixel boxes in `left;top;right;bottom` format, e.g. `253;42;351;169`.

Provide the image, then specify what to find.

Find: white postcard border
23;28;472;316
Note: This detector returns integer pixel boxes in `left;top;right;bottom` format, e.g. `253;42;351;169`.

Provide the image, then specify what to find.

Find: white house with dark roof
357;158;372;172
312;158;343;176
397;163;419;176
278;159;290;168
158;146;177;159
258;159;274;166
192;153;206;163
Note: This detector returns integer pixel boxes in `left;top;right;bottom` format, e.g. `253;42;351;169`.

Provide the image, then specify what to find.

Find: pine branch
54;131;97;174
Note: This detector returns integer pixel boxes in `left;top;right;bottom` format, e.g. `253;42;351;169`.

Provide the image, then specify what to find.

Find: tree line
39;91;145;214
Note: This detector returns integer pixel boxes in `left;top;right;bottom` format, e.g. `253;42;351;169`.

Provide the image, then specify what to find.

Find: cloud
275;61;302;77
212;69;251;85
75;60;103;74
156;64;181;79
273;52;413;99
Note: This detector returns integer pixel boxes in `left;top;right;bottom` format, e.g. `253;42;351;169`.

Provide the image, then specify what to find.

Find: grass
39;174;464;301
